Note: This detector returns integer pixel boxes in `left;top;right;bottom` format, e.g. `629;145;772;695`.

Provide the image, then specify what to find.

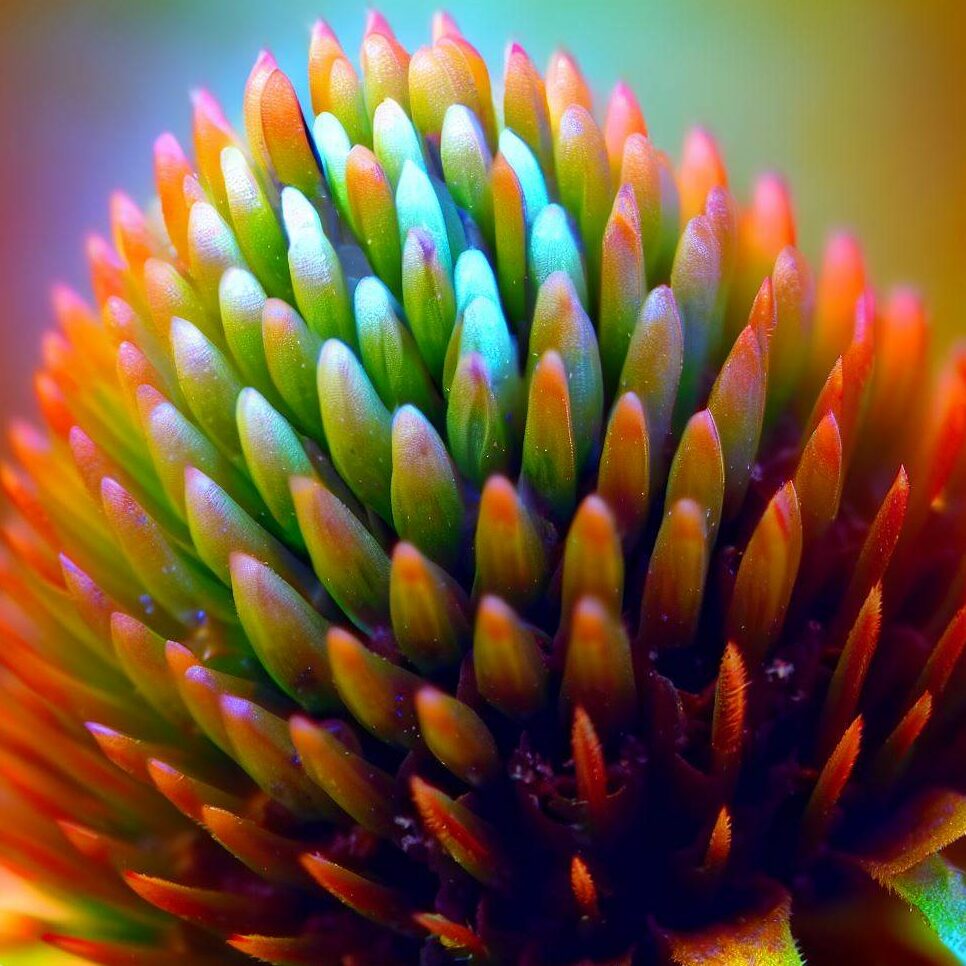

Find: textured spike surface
0;13;964;966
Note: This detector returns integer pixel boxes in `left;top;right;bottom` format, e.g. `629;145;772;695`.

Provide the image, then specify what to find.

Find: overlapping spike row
1;11;965;966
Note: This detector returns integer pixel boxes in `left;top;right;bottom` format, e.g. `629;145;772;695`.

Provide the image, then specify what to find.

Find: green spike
291;475;391;634
597;391;651;543
261;296;325;439
230;552;337;713
327;626;422;748
447;353;510;486
529;271;604;470
440;104;494;244
218;267;276;400
401;228;457;381
561;596;636;740
666;409;725;548
220;145;292;300
474;475;547;609
317;339;393;523
528;203;588;308
619;285;684;472
416;687;500;787
290;715;399;838
390;542;470;671
137;384;263;524
561;495;624;619
184;466;314;595
281;187;355;347
110;613;190;728
473;594;548;719
390;405;465;568
671;215;723;417
187;200;246;316
521;350;577;519
220;694;341;820
599;184;645;395
170;316;244;460
354;274;442;417
101;477;234;625
236;387;315;549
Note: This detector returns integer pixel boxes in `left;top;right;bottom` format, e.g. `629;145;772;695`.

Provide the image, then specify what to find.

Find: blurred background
0;0;964;427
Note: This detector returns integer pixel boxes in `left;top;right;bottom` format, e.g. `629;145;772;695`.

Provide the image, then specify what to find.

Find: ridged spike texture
0;13;964;966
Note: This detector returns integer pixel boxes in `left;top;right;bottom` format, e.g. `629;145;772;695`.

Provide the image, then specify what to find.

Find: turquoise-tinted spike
529;272;604;470
430;172;468;268
619;285;684;471
311;112;354;229
396;160;452;277
354;275;442;418
499;129;549;225
317;339;394;524
372;98;426;189
170;316;244;461
440;104;494;244
230;552;337;713
236;387;314;549
391;405;465;569
187;200;247;317
528;203;588;308
447;353;510;487
261;296;325;439
185;466;314;595
455;248;501;315
671;215;723;418
219;268;277;400
291;476;391;635
281;187;355;348
453;295;521;419
221;146;292;299
401;229;457;381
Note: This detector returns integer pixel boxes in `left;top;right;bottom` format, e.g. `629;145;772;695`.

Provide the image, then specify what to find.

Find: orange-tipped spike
301;853;415;933
411;776;503;887
818;584;882;760
711;643;747;787
794;411;843;543
871;691;933;790
570;854;601;920
728;481;802;662
415;912;489;958
604;81;647;178
562;597;636;739
801;716;863;858
572;706;608;828
702;806;732;883
678;127;727;224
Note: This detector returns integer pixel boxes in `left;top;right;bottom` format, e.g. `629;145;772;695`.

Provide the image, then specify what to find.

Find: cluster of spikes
0;11;964;966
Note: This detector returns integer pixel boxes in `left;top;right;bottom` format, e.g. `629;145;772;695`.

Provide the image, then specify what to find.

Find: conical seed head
1;14;964;966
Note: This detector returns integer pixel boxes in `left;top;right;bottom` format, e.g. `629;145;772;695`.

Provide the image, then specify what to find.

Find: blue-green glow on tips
529;203;588;308
454;247;501;315
498;128;549;225
372;97;426;189
354;274;441;418
396;160;453;277
312;111;354;228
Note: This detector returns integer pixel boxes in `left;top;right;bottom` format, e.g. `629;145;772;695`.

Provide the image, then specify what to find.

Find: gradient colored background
0;0;964;431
